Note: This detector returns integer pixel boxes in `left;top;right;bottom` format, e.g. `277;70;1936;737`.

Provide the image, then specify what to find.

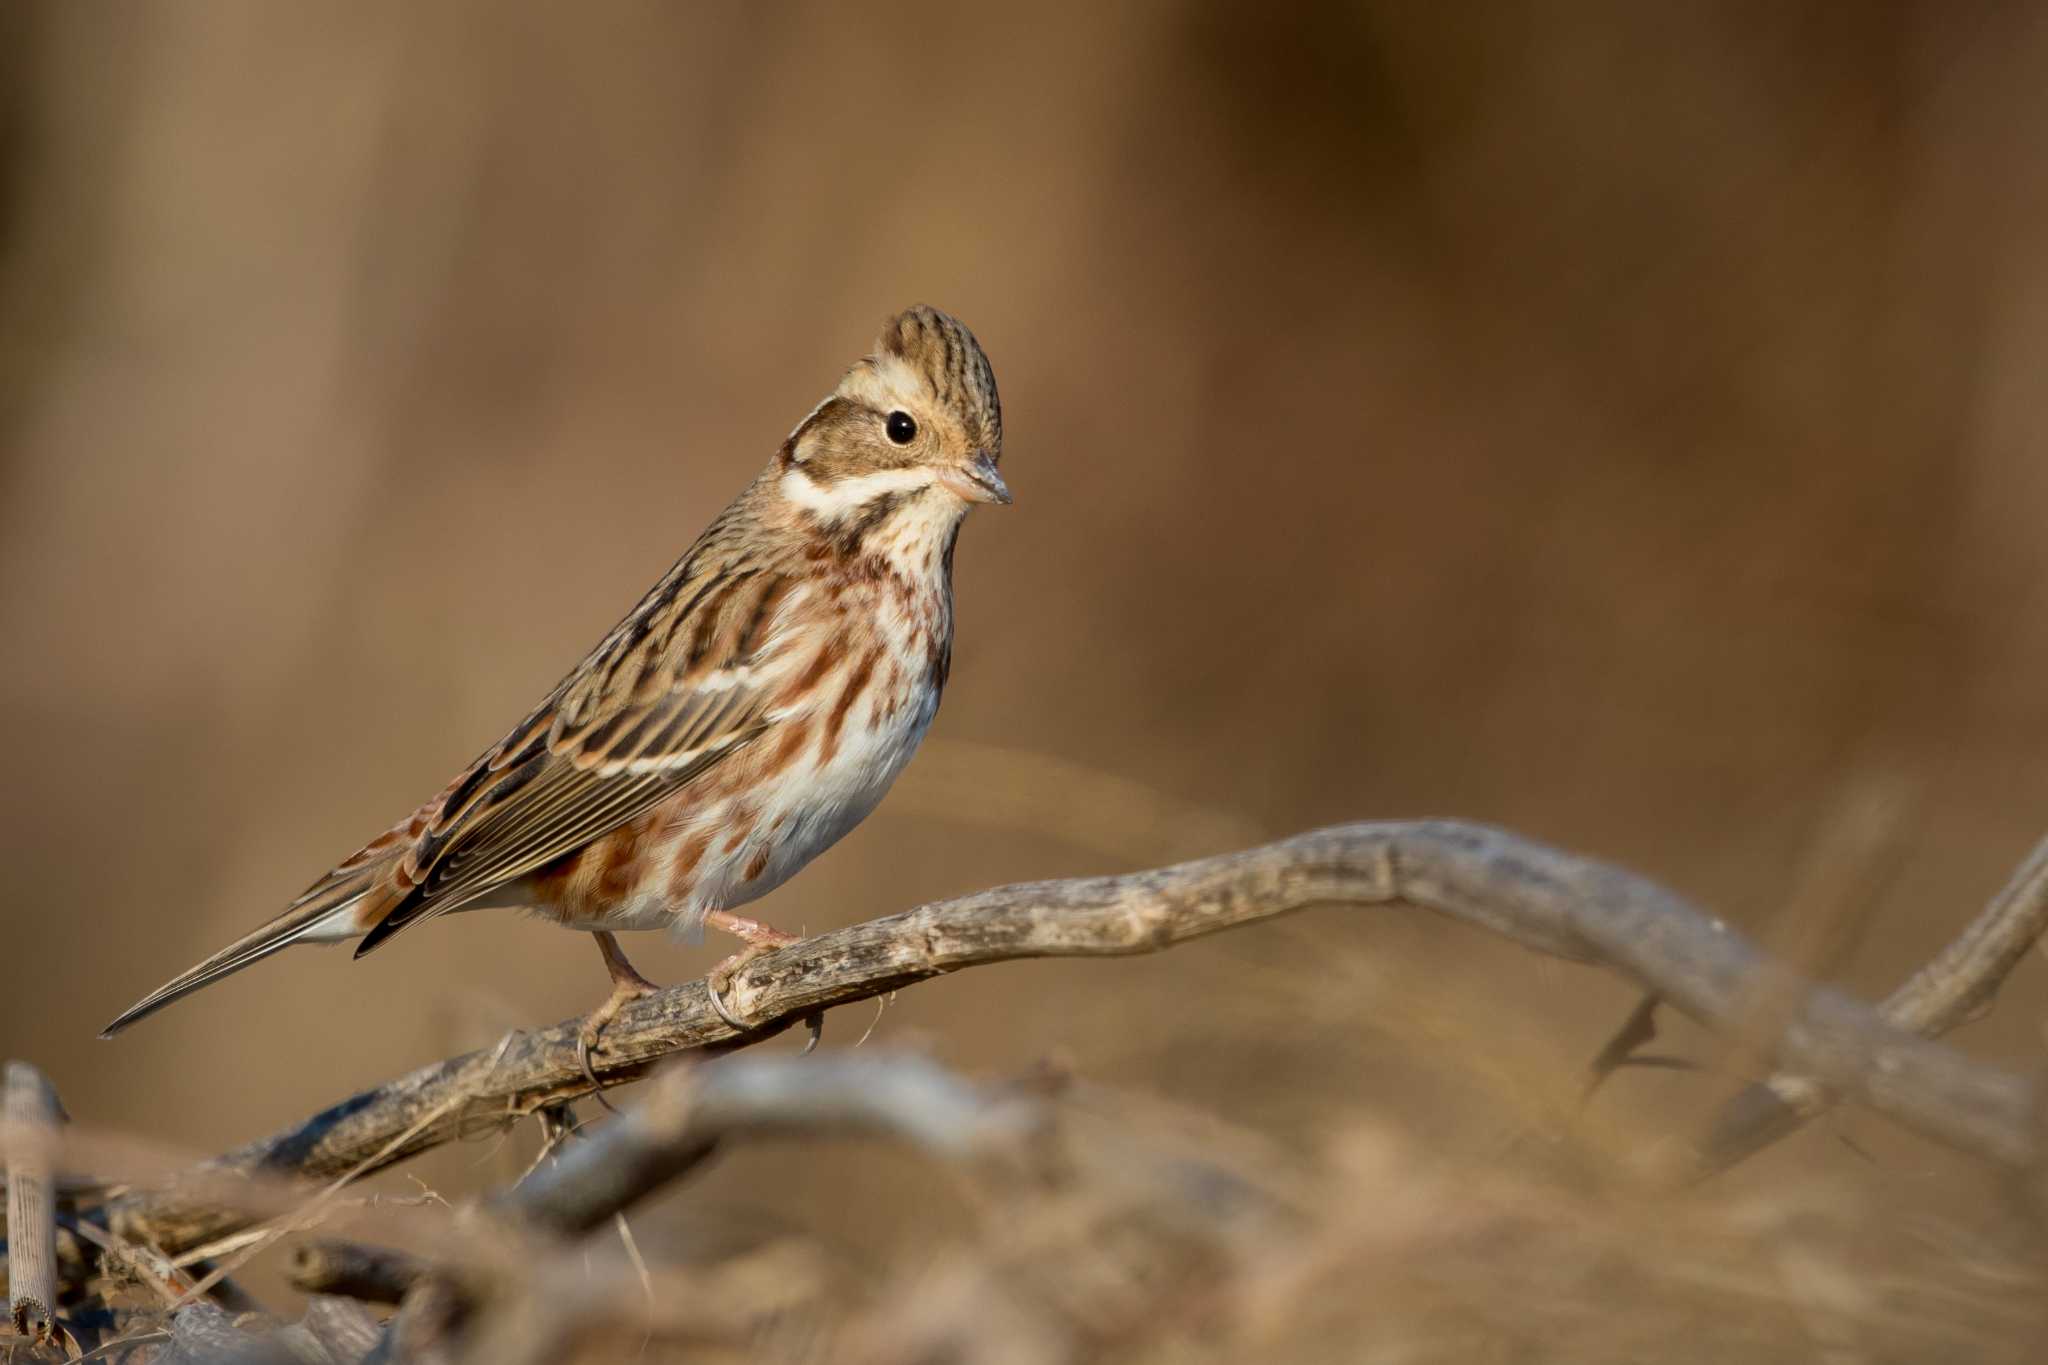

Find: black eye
885;411;918;445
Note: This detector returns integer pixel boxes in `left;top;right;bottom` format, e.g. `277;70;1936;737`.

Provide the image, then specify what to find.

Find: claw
698;911;803;1037
704;943;767;1032
705;972;748;1032
578;1030;617;1113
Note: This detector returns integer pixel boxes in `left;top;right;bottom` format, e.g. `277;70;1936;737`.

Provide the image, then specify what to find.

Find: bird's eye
885;411;918;445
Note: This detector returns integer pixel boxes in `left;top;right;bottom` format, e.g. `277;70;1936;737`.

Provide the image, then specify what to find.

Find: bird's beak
939;449;1012;505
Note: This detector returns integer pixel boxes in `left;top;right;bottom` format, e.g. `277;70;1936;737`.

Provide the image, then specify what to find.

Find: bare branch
1692;829;2048;1178
109;821;2044;1257
286;1239;427;1306
492;1052;1044;1237
378;1055;1033;1365
5;1060;66;1349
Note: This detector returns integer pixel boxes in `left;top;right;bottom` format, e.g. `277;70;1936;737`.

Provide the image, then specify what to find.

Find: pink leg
701;909;802;1030
576;931;663;1096
703;908;800;950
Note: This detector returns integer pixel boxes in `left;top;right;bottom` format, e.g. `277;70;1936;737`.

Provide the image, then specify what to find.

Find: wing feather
354;560;802;955
356;681;772;954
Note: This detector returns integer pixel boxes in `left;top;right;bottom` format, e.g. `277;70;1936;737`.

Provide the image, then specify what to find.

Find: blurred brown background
6;0;2048;1345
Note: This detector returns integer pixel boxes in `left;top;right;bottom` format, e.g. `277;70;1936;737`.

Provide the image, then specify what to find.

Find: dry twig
6;1060;68;1351
493;1052;1044;1237
1693;828;2048;1178
286;1239;428;1306
382;1054;1032;1365
106;821;2047;1258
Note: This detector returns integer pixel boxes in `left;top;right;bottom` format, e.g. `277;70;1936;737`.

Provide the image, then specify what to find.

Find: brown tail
98;872;388;1037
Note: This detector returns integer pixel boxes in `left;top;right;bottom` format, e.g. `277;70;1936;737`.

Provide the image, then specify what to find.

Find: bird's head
778;305;1008;524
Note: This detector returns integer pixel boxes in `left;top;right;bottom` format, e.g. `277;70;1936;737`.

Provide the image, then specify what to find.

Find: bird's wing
99;553;802;1035
356;564;801;952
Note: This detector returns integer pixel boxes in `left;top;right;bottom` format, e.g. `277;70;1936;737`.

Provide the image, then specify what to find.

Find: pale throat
780;466;966;578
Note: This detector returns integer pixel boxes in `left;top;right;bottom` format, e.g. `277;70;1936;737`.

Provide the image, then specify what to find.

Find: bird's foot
578;935;664;1104
700;911;806;1039
704;943;774;1032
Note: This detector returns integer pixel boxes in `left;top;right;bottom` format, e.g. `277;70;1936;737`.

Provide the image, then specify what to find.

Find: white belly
694;679;941;921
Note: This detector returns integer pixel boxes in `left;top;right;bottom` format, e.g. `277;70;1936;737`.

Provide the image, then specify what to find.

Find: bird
102;304;1010;1066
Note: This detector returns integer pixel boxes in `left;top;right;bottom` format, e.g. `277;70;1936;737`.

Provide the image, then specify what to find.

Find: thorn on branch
1580;993;1664;1110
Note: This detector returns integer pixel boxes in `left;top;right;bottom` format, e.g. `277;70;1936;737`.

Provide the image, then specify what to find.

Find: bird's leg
577;931;663;1097
701;909;801;1031
703;908;802;952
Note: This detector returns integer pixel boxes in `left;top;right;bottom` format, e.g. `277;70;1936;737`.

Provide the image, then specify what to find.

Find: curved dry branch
110;820;2042;1257
1692;829;2048;1177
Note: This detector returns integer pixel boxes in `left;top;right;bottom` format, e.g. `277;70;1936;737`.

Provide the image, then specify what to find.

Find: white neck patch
780;465;939;519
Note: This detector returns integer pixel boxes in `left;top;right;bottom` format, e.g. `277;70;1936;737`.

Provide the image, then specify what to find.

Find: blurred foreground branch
5;1061;65;1350
383;1054;1044;1364
287;1240;428;1306
489;1052;1043;1238
109;820;2045;1260
1692;828;2048;1178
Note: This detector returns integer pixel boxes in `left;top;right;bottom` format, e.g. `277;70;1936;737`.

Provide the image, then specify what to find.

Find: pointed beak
940;449;1012;505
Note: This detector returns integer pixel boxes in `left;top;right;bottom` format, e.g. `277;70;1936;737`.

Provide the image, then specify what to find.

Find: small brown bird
103;305;1009;1055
